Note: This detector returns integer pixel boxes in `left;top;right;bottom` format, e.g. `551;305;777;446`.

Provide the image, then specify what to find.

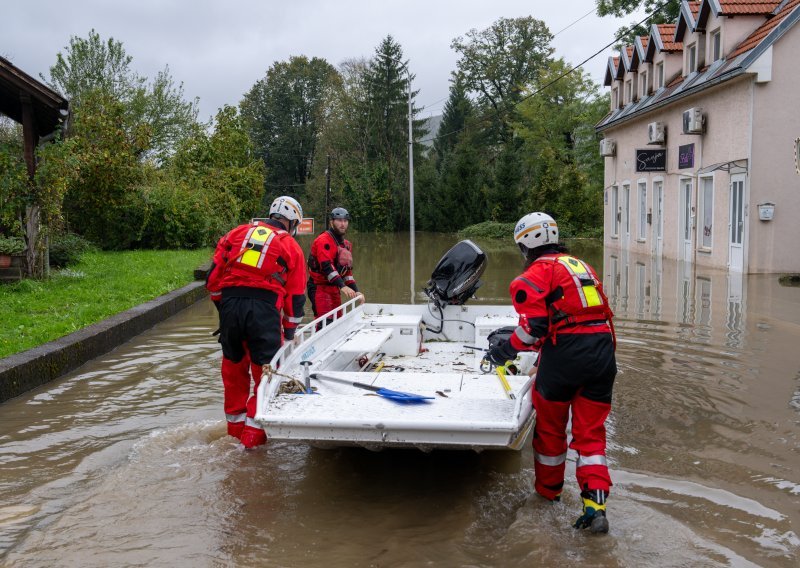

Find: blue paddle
310;373;434;403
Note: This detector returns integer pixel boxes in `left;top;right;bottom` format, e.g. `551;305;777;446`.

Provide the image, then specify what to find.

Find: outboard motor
423;240;487;308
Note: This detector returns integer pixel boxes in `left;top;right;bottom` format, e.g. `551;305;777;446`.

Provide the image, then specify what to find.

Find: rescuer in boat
307;207;363;323
487;212;617;534
206;196;307;449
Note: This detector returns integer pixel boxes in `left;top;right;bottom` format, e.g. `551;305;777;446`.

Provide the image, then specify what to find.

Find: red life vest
535;253;614;339
221;222;291;287
309;230;354;284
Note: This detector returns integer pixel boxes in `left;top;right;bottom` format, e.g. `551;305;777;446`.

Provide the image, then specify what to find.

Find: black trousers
218;297;282;366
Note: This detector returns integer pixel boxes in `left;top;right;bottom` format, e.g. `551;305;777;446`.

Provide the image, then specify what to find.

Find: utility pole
325;154;331;217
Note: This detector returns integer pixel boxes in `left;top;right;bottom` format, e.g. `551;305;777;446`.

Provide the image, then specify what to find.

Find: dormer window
625;79;632;104
640;71;648;97
612;87;618;109
655;62;664;89
687;43;697;74
710;29;721;61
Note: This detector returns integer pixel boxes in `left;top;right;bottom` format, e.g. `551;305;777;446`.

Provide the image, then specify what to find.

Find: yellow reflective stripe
240;226;275;268
557;256;602;308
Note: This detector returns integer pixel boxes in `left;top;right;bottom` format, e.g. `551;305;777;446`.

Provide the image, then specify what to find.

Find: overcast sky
2;0;646;123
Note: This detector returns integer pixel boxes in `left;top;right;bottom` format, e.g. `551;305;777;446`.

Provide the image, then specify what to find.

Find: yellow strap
495;364;516;400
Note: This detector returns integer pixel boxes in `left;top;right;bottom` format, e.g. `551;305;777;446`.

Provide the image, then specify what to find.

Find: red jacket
308;229;358;291
508;253;613;352
206;220;306;333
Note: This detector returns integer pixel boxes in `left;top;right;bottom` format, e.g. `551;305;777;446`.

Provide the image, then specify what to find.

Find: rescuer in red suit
307;207;364;322
487;212;617;534
206;196;306;449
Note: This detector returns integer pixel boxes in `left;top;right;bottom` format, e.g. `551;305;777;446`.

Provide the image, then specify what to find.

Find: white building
597;0;800;273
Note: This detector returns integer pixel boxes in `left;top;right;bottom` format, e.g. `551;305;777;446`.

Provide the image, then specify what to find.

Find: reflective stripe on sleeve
576;454;608;468
286;316;304;324
534;451;567;466
514;325;537;345
326;271;341;282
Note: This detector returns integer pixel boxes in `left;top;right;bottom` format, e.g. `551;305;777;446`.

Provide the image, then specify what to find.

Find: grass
0;249;212;359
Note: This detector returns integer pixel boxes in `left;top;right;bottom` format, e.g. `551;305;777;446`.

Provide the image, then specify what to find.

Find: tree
305;38;425;232
451;16;554;141
596;0;681;45
240;56;340;204
42;29;198;159
360;36;426;229
432;73;474;169
57;90;149;249
514;59;608;232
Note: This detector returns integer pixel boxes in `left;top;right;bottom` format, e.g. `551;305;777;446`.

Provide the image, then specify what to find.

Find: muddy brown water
1;233;799;567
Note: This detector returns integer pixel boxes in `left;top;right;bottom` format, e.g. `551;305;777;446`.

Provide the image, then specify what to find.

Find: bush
48;232;96;267
0;235;25;255
458;221;516;240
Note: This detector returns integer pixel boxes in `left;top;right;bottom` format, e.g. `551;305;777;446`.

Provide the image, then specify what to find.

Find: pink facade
598;0;800;273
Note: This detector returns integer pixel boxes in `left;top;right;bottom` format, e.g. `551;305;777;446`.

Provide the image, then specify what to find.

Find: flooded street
1;232;799;567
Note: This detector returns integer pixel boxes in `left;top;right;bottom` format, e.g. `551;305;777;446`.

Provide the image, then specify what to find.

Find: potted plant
0;235;25;268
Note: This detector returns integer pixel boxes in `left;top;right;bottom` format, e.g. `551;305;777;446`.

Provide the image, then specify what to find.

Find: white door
680;179;694;262
728;175;745;272
652;181;663;257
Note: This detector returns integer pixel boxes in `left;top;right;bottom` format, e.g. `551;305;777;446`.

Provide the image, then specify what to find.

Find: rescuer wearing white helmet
205;195;307;449
488;211;617;534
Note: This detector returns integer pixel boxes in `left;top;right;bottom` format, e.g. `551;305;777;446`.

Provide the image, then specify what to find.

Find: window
640;71;648;98
655;62;664;89
700;176;714;249
625;80;632;103
687;43;697;74
623;184;631;236
710;29;721;61
612;87;618;109
638;182;647;240
612;186;619;237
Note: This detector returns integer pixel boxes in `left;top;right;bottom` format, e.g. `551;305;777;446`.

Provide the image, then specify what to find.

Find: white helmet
269;196;303;235
513;212;558;254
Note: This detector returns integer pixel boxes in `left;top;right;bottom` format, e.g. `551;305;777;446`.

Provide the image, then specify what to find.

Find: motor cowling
423;240;487;307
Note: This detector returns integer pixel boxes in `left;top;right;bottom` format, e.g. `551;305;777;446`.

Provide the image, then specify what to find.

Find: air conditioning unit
647;121;666;145
683;107;705;134
599;138;616;157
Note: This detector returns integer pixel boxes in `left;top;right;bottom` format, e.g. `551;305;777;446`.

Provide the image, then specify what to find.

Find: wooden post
20;94;39;278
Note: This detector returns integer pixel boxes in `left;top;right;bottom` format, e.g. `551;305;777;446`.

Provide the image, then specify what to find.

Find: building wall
602;76;753;270
749;23;800;273
723;15;770;54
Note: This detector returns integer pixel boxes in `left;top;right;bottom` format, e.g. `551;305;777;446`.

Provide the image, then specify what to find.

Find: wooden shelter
0;56;69;279
0;55;69;178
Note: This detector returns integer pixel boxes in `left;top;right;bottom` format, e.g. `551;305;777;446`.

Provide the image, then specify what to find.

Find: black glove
284;328;295;341
487;339;518;366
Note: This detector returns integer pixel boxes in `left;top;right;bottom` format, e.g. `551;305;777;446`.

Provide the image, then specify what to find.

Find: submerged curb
0;280;208;403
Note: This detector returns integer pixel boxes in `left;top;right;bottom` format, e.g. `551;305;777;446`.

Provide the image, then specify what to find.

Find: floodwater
1;232;799;567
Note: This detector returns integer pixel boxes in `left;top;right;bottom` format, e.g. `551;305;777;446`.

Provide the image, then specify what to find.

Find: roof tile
657;23;683;51
729;0;800;58
718;1;782;15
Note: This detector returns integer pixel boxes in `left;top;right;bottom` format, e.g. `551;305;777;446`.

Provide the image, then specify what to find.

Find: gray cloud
2;0;643;122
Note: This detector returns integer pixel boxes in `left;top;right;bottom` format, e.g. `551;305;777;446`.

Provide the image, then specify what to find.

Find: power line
416;6;598;118
418;0;671;145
